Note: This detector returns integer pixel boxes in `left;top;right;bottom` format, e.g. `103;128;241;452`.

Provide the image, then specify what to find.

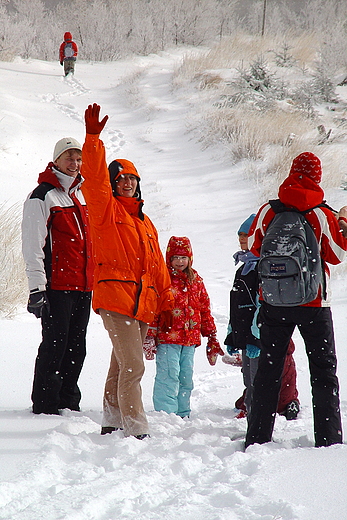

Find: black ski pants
245;303;342;448
31;288;91;414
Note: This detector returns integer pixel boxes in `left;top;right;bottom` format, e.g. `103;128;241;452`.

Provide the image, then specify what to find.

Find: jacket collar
117;195;143;217
37;162;83;192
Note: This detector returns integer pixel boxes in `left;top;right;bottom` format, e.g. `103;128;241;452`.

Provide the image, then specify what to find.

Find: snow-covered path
1;53;347;520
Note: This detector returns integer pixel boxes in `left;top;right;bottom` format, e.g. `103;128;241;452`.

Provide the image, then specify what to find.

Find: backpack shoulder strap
268;199;286;214
301;201;337;214
269;199;337;215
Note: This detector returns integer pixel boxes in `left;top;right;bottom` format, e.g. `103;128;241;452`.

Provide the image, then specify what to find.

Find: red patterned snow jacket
148;236;217;346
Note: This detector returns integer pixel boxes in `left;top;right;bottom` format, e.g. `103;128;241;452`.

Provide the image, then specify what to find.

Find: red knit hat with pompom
289;152;322;184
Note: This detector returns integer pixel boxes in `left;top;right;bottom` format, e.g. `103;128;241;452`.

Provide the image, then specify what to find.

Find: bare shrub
200;107;314;162
319;148;347;190
245;141;347;203
174;28;347;201
195;72;224;90
1;0;346;64
173;32;282;86
0;203;27;318
288;32;319;69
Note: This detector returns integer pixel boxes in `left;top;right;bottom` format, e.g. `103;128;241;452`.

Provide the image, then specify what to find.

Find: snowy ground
1;51;347;520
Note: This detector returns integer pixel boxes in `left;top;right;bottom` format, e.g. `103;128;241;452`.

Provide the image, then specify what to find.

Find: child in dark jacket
144;236;224;418
225;215;300;420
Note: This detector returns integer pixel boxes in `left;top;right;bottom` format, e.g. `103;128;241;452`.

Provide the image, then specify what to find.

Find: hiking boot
133;434;150;440
59;405;80;412
101;426;119;435
234;389;247;412
284;400;300;421
32;406;61;416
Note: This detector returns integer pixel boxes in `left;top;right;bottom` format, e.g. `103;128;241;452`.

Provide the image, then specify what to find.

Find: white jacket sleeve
21;196;50;292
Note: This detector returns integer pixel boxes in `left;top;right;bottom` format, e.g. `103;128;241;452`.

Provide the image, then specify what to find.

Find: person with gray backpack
59;32;78;76
245;152;347;449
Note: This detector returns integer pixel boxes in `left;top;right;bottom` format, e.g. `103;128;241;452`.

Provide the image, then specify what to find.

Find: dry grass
120;68;147;108
173;31;319;86
173;29;347;202
244;142;347;203
286;31;319;69
250;141;321;202
0;203;27;317
200;107;315;160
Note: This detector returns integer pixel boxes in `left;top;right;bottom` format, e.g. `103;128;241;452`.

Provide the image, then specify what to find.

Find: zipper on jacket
72;212;83;240
97;278;138;285
148;285;159;297
133;278;143;316
70;190;93;291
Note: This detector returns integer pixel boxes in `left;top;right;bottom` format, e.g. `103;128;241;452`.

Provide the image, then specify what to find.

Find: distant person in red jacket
59;32;78;76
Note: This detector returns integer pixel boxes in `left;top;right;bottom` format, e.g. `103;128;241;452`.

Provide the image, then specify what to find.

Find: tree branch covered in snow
1;0;347;64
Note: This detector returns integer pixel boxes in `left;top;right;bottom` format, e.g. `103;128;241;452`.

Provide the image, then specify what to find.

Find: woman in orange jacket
82;104;174;439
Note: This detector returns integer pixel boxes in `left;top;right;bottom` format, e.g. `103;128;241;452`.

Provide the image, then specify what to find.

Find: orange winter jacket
81;134;174;323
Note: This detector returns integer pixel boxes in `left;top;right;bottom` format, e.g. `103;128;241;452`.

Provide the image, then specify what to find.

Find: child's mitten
245;344;261;359
143;335;157;360
206;334;224;366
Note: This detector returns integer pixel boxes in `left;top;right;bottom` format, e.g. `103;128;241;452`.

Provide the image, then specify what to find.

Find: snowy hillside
1;51;347;520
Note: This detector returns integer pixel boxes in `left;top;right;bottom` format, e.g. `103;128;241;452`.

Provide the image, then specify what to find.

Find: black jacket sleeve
226;265;261;350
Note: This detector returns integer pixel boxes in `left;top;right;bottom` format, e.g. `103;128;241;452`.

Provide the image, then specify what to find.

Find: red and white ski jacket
248;166;347;307
59;32;78;63
22;163;94;293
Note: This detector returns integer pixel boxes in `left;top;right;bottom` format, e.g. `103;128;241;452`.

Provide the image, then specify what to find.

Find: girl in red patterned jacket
144;236;224;418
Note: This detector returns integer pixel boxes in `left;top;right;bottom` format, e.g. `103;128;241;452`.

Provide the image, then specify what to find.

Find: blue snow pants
153;344;195;418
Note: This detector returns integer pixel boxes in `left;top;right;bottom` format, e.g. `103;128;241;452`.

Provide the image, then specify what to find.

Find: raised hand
84;103;109;135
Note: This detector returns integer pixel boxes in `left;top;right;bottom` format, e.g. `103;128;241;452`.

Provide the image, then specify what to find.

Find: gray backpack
258;199;325;306
64;42;75;58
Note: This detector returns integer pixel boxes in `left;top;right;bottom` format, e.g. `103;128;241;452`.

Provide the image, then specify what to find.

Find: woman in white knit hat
22;137;94;416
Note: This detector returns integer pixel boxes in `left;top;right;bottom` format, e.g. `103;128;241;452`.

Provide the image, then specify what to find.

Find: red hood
166;236;193;269
278;171;324;211
64;32;72;41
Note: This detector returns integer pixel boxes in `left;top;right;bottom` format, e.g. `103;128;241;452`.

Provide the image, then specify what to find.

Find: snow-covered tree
12;0;47;59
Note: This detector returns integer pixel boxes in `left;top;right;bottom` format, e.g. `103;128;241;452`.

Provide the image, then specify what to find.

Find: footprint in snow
63;74;90;95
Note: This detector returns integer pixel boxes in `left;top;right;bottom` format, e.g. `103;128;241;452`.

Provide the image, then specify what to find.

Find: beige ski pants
99;309;149;436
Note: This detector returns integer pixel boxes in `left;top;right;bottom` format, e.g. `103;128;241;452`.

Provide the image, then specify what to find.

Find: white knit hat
53;137;82;162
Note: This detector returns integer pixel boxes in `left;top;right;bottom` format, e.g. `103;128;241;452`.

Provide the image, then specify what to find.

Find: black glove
27;290;49;318
60;61;63;66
